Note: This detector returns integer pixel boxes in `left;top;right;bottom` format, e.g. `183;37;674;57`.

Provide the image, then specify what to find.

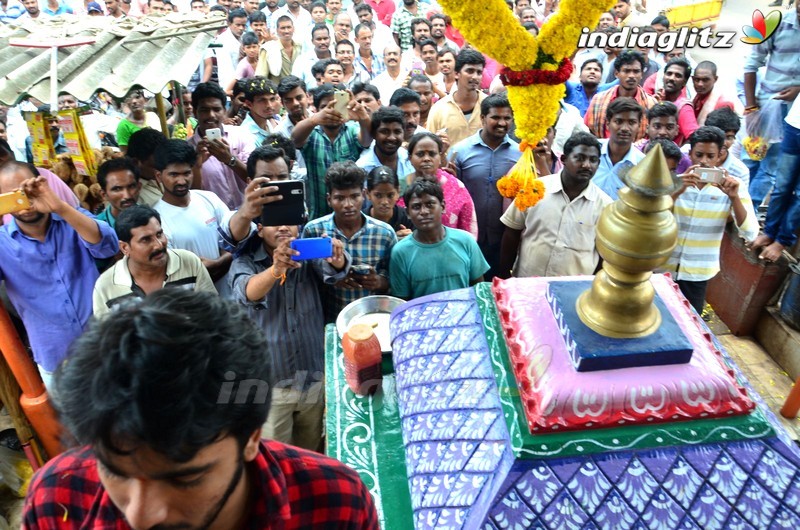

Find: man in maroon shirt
22;290;378;530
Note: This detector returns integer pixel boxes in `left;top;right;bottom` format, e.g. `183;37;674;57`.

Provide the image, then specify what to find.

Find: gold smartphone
0;190;32;215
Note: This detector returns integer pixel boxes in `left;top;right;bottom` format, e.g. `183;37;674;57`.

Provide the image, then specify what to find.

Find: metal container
336;296;405;354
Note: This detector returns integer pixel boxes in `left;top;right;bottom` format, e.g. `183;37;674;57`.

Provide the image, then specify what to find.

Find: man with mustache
449;94;520;280
498;132;612;279
372;43;405;105
92;205;216;317
357;105;415;189
95;158;142;230
0;162;118;388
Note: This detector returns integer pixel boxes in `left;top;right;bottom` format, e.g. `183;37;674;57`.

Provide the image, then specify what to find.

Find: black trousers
676;279;708;316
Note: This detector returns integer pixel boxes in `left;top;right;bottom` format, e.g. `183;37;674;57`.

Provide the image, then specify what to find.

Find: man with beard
400;17;431;74
389;88;425;142
188;83;253;211
429;14;459;52
584;50;656;140
291;24;333;90
692;61;743;127
633;102;692;173
357;106;415;190
427;48;487;146
105;0;125;18
391;0;421;51
0;162;118;387
372;43;405;105
95;158;142;231
591;97;646;199
565;59;613;117
292;84;372;220
22;290;379;529
498;132;612;278
449;94;520;279
93;205;216;316
651;57;696;144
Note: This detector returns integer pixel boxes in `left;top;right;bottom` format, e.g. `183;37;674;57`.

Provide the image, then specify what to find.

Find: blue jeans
748;102;790;209
762;121;800;247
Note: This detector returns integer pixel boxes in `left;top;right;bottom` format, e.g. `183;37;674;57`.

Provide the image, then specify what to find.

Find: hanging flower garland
438;0;615;210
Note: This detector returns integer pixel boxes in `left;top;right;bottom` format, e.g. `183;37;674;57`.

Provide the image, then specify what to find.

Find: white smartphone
205;128;222;141
333;90;350;117
698;167;724;184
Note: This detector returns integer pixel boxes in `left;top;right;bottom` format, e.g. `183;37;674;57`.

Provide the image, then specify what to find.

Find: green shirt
389;227;489;299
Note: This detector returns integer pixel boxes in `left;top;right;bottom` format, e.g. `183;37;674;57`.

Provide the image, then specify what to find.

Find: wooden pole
0;305;62;460
0;354;44;469
155;93;169;138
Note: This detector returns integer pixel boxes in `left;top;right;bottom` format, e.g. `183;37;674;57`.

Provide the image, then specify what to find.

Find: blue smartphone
290;237;333;261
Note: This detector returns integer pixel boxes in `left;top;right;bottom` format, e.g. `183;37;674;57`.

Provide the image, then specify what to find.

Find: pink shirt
399;169;478;239
188;126;254;210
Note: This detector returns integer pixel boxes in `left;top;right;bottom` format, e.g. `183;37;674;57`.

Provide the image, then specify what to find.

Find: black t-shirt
362;202;415;232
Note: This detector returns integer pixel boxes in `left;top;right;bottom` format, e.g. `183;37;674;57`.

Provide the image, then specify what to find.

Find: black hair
613;49;646;72
246;145;291;178
209;4;227;14
191;82;227;111
403;178;444;206
704;107;741;135
581;58;603;73
277;75;306;98
321;58;344;73
275;14;293;26
126;129;168;162
153;139;198;170
311;60;328;82
352;82;381;101
417;38;438;52
408;131;443;155
311;22;330;38
248;10;266;23
241;31;259;46
389;87;421;107
227;6;247;22
522;22;539;34
262;133;297;162
310;0;326;10
335;39;355;52
562;131;601;158
243;76;277;102
313;82;337;109
644;138;682;165
647;101;678;121
664;57;691;79
437;46;457;59
694;60;717;76
480;93;511;116
354;2;371;14
369;106;405;136
366;165;399;191
410;17;431;32
354;23;371;37
408;74;433;89
651;14;670;28
429;13;447;23
53;290;272;462
232;79;247;98
455;48;486;72
97;157;140;190
605;96;643;121
689;125;726;151
325;161;366;192
115;204;161;243
0;138;13;159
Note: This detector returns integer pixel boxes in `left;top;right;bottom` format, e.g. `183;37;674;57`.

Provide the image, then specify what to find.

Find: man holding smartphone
662;126;758;316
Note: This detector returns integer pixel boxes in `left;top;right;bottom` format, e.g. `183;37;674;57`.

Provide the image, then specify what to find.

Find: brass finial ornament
576;145;681;338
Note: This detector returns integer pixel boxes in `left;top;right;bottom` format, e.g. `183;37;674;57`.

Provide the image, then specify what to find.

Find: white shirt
154;190;233;297
373;70;406;105
787;98;800;129
214;29;241;91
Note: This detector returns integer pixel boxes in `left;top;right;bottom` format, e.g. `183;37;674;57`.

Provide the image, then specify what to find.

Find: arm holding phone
228;178;282;243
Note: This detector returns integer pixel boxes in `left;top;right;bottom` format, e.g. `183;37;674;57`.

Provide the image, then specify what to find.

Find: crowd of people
2;0;799;527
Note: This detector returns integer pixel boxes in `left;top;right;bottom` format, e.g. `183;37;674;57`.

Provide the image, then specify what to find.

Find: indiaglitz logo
741;9;782;44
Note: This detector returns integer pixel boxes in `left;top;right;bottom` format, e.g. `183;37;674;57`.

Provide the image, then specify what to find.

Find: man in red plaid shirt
22;290;378;530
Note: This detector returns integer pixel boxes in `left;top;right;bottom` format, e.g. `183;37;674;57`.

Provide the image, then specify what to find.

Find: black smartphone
259;180;307;227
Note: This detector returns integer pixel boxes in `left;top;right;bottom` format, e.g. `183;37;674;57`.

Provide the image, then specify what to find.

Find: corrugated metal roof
0;13;226;105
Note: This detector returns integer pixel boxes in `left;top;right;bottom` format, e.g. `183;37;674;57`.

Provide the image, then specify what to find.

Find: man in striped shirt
662;126;758;315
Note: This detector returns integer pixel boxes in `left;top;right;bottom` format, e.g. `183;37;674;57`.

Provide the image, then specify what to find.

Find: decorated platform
325;277;800;529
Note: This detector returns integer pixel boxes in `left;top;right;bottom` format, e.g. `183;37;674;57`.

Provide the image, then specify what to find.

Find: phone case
205;128;222;140
291;238;333;261
0;190;31;215
259;180;308;227
333;91;349;115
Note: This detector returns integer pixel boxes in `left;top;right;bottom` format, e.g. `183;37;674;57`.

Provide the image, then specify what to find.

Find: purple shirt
0;210;118;371
189;126;254;210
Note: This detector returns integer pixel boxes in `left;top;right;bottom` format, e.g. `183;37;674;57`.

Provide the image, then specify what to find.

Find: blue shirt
356;143;415;193
591;139;645;200
0;211;118;371
42;2;72;15
0;3;24;22
449;131;521;246
564;80;618;117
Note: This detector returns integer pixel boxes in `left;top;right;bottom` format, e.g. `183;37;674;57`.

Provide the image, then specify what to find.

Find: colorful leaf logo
740;9;782;44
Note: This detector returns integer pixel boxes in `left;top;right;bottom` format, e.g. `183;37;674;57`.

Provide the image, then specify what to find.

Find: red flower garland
500;57;574;87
